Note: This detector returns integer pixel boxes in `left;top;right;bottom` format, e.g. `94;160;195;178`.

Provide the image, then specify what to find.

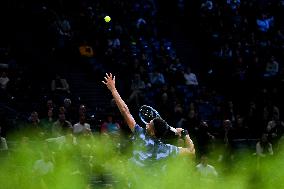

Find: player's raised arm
102;73;136;132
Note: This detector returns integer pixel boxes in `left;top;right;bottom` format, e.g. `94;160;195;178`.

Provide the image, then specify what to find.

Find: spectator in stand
173;103;185;128
26;111;43;133
156;85;175;121
210;103;223;130
54;14;73;49
0;71;9;90
219;43;233;60
39;99;56;120
196;155;218;178
183;66;199;87
201;0;214;12
195;121;215;159
22;111;45;139
184;109;200;134
256;13;274;33
222;120;234;148
266;108;284;148
136;17;147;37
63;98;77;124
41;108;55;136
0;126;8;151
78;104;92;120
263;56;279;77
52;112;73;137
78;104;86;116
273;30;284;50
255;133;273;157
28;111;41;126
223;101;237;122
233;115;249;139
77;104;93;126
226;0;240;11
183;66;199;97
217;120;235;164
33;148;54;177
47;99;55;110
0;72;9;101
73;114;91;135
149;69;166;87
101;114;121;135
244;100;266;138
58;106;66;115
128;73;146;107
107;36;121;50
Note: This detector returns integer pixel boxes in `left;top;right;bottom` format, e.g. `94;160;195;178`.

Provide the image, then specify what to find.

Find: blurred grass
1;133;284;189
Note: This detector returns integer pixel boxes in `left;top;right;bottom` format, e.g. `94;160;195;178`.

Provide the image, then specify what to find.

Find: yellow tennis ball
104;16;111;22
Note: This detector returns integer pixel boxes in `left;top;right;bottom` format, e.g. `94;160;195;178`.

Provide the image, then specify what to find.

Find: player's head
146;117;169;139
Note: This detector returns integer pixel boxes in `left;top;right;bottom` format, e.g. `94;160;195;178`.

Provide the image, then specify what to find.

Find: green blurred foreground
1;133;284;189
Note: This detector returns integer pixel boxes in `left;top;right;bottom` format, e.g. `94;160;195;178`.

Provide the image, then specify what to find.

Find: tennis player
102;73;195;166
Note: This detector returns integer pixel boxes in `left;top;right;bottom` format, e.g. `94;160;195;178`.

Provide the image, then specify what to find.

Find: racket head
139;105;161;125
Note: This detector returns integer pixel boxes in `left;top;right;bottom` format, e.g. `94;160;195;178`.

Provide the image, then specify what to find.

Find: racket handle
169;126;177;134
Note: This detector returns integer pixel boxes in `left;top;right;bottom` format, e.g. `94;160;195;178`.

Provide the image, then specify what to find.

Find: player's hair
152;117;169;139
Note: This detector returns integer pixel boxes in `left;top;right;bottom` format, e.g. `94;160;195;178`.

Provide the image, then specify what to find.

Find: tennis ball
104;16;111;22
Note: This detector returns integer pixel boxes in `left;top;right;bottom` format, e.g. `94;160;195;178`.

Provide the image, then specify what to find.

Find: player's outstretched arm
102;73;136;132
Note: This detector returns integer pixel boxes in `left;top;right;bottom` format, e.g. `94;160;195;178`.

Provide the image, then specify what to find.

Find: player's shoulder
134;124;144;133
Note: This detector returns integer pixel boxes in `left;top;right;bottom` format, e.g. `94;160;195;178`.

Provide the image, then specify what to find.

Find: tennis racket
139;105;161;124
138;105;177;133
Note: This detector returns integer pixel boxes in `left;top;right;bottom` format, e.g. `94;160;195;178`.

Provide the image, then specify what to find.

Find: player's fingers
106;73;109;78
104;77;108;81
102;81;106;85
113;76;115;82
109;73;112;79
